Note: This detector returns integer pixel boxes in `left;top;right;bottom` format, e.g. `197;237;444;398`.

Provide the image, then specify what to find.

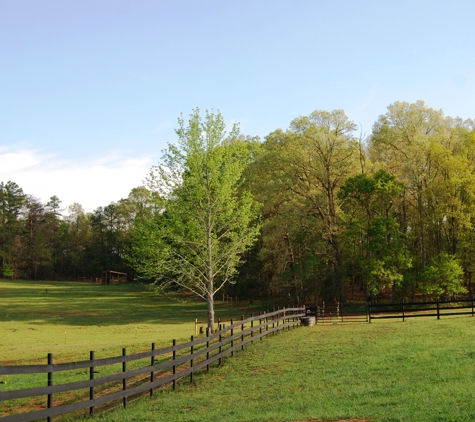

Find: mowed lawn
77;316;475;422
3;281;475;421
0;280;257;364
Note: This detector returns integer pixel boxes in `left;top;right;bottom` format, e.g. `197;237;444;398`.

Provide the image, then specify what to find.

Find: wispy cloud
0;146;157;213
0;147;44;172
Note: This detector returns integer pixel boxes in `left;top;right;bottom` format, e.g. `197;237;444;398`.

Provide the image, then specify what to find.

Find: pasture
0;280;256;364
80;316;475;422
2;281;475;421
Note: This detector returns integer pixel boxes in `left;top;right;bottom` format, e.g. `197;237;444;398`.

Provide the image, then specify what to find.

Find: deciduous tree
260;109;359;301
133;109;260;331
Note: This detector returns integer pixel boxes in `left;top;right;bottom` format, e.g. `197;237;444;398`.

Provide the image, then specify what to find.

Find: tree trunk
207;292;215;333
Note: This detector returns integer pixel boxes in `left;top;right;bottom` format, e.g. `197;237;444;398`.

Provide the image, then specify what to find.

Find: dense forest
2;101;475;303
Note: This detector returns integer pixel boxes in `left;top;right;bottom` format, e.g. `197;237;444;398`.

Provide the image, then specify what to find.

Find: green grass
1;280;258;364
71;317;475;422
3;280;475;421
0;280;263;418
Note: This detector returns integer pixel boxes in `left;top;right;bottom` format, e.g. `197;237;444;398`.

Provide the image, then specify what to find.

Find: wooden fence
368;297;475;322
0;307;305;422
304;298;475;324
305;303;368;323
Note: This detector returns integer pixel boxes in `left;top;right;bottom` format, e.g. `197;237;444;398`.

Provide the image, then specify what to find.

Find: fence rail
305;303;368;323
0;307;305;422
304;298;475;324
369;297;475;322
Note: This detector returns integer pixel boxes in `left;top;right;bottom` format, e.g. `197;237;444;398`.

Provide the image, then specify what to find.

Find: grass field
3;281;475;421
71;316;475;422
0;280;259;364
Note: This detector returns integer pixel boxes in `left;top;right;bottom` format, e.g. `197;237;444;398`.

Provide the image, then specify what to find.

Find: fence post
241;315;244;351
402;300;405;322
219;325;223;366
47;353;53;422
249;312;255;343
89;351;95;417
272;308;275;336
206;328;210;372
150;343;155;397
266;310;269;338
172;339;177;390
437;300;440;320
259;311;262;340
472;295;474;317
190;335;194;384
230;319;234;358
368;303;371;323
195;318;198;336
122;348;127;409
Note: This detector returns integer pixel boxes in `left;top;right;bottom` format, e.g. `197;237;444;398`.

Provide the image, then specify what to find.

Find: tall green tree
133;109;260;331
369;101;475;293
246;148;325;302
21;196;52;279
339;170;411;300
0;181;25;278
260;109;359;301
63;203;91;277
45;195;65;278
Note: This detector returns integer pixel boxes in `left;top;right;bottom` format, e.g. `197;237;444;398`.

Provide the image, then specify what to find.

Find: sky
1;0;474;213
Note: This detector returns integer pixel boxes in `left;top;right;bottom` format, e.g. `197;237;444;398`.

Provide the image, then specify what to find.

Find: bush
422;253;466;298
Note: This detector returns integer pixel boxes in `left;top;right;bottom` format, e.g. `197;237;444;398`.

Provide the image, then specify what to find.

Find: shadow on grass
1;280;258;327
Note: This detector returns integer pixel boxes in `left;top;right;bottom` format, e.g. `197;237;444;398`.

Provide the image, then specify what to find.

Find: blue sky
1;0;474;212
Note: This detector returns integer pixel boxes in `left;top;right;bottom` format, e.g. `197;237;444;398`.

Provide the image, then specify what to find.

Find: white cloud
0;146;157;213
0;148;42;172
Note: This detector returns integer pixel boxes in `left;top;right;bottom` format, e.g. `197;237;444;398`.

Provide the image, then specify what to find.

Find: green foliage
0;181;25;277
3;101;475;303
252;109;359;301
1;263;13;278
339;170;411;297
128;209;171;289
422;253;466;298
133;109;261;329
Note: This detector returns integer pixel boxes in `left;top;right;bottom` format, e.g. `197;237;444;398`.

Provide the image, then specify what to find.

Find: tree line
2;100;475;306
0;183;152;281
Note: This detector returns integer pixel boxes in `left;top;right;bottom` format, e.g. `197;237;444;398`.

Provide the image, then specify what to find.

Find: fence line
304;298;475;324
0;307;305;422
368;297;475;322
305;303;368;323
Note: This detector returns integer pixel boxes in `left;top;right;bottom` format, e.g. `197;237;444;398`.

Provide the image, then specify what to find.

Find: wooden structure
101;270;127;284
368;297;475;322
0;307;305;422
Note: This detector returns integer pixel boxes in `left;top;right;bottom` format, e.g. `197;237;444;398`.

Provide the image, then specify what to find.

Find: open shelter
101;270;127;284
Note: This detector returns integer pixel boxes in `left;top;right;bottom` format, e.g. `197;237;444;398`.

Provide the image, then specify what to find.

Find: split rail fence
0;307;305;422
